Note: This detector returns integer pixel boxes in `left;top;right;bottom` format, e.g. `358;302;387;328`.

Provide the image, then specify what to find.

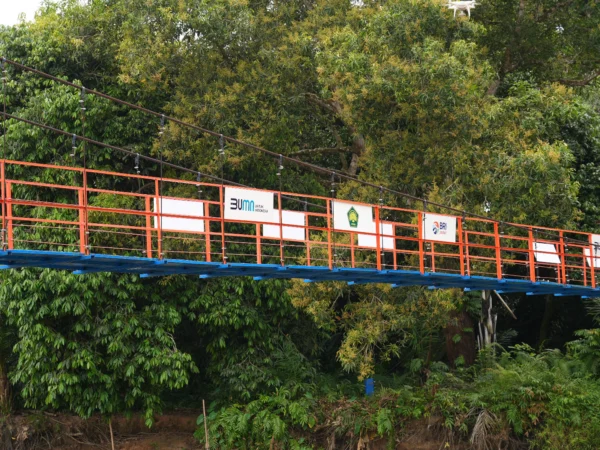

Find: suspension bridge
1;57;600;298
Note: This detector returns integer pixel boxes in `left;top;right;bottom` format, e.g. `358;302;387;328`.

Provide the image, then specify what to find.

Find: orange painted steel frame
0;158;596;288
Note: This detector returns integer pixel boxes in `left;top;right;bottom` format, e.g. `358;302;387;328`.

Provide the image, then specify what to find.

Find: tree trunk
0;361;10;414
109;418;116;450
0;419;12;450
444;308;476;368
538;295;555;349
478;290;497;349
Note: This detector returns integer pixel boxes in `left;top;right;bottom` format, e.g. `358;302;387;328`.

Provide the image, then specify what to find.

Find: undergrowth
196;343;600;449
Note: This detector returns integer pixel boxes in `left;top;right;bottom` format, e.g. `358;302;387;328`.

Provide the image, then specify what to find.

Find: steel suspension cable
80;87;90;253
218;134;226;262
1;58;6;250
159;114;166;259
0;111;326;213
277;154;284;265
0;58;591;248
0;57;477;215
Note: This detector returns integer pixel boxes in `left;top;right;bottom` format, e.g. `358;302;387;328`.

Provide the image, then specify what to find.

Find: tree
0;270;197;428
474;0;600;92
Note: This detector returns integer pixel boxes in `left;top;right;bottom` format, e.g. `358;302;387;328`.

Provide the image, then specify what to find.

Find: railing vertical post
155;180;163;259
350;231;355;268
5;181;12;249
305;212;311;267
82;170;89;256
145;196;152;259
278;192;284;266
494;222;502;280
528;230;536;283
458;217;465;277
392;232;397;271
220;185;226;264
0;159;5;248
256;223;262;264
431;242;436;273
559;232;567;285
418;212;424;274
327;200;333;270
375;206;381;271
465;231;471;277
204;207;211;263
589;235;596;289
78;189;85;254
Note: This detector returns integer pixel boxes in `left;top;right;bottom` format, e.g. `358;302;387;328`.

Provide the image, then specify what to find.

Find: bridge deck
0;250;598;298
0;158;598;297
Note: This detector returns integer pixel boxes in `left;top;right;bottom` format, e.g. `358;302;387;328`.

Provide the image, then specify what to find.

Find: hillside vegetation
2;0;600;448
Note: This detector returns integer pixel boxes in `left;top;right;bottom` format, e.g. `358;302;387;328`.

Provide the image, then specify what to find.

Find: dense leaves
1;0;600;448
0;270;197;425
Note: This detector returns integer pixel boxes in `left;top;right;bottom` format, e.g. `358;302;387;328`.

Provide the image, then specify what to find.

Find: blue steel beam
0;250;598;297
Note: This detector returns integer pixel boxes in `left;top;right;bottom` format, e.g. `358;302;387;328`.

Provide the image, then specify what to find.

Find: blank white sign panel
263;211;306;241
357;223;395;250
533;242;561;264
584;248;600;268
153;198;205;233
585;234;600;267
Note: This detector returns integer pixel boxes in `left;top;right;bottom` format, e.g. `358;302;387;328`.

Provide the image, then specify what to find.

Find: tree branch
302;92;366;176
303;92;341;115
557;69;600;86
290;147;351;156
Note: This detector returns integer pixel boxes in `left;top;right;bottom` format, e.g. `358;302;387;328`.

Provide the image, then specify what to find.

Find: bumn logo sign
224;187;274;222
230;198;255;211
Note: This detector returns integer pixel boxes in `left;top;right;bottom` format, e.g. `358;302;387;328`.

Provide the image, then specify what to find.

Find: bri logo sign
432;221;448;235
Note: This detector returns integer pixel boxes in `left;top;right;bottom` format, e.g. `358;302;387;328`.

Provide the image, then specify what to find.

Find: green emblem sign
347;207;359;228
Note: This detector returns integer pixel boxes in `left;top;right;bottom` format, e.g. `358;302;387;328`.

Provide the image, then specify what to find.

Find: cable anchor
196;172;202;198
276;154;283;177
70;134;77;157
159;114;165;136
79;87;86;111
330;172;336;195
218;134;225;156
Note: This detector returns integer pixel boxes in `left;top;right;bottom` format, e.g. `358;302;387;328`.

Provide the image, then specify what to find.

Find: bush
196;344;600;449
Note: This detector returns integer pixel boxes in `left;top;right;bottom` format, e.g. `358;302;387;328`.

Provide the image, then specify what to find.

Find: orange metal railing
0;158;597;287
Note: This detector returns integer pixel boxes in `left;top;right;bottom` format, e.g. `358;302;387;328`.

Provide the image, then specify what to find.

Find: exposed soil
0;411;201;450
0;411;470;449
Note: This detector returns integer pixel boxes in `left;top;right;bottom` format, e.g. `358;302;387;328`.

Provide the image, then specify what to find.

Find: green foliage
197;345;600;449
197;386;316;450
0;270;198;426
187;277;319;401
2;1;600;448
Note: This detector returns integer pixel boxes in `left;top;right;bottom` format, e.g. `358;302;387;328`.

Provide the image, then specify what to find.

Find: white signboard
332;200;375;233
153;198;205;233
357;222;395;250
585;234;600;268
533;242;561;264
263;211;306;241
224;187;274;222
422;214;457;243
